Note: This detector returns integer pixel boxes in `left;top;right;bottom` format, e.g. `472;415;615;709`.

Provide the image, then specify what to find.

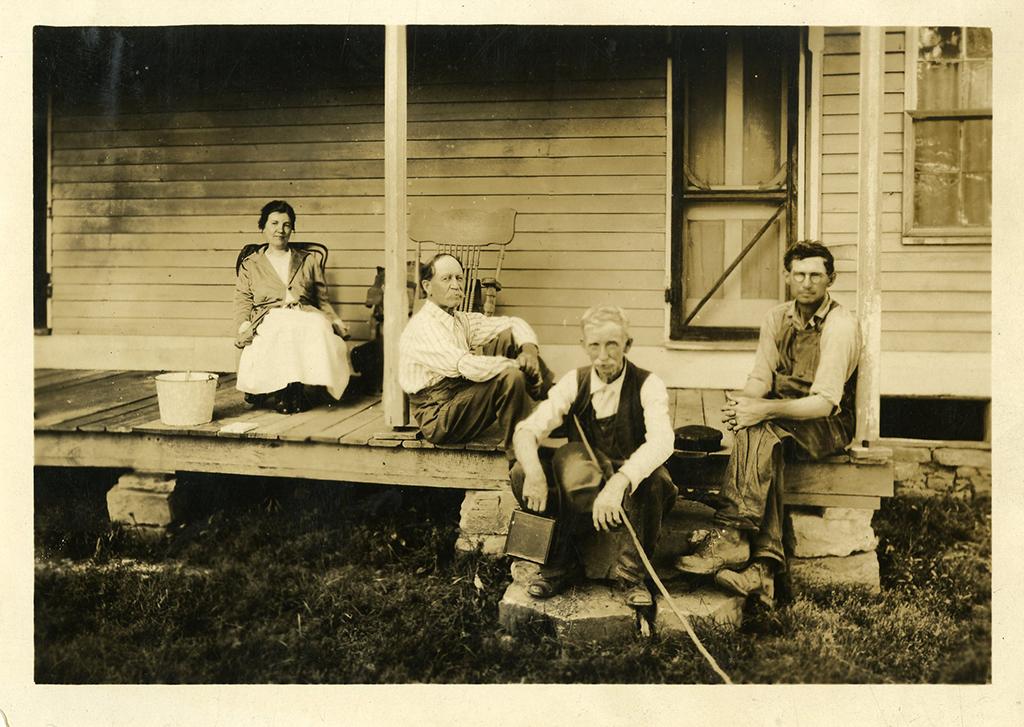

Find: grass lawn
34;467;991;683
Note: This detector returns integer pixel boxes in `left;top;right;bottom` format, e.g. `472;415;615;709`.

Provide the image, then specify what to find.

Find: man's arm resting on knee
510;369;578;512
725;393;834;430
516;342;541;379
512;428;549;512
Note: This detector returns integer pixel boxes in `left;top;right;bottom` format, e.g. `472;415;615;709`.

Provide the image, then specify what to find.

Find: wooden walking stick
572;416;734;684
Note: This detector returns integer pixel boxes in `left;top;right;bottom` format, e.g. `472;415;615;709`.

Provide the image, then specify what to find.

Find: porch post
383;25;409;427
806;27;824;241
855;26;885;444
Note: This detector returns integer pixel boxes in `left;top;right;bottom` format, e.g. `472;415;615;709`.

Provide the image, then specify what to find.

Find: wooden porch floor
33;370;892;507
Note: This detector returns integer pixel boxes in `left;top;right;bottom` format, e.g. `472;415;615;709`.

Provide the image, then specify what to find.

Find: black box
504;510;556;564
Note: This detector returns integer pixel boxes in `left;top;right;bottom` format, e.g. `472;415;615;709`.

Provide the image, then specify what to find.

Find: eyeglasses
790;272;827;283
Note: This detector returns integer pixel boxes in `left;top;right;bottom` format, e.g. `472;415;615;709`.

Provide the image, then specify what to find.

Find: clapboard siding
819;27;991;355
406;70;666;347
49;69;667;344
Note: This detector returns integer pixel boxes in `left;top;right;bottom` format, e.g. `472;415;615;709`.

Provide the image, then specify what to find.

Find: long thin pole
383;25;409;427
622;516;734;684
572;416;733;684
855;26;885;445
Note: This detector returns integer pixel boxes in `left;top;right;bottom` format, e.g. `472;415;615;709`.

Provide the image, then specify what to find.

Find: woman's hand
331;318;351;340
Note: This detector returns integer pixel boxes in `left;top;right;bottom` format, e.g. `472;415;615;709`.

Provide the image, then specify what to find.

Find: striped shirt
398;300;539;394
515;365;674;492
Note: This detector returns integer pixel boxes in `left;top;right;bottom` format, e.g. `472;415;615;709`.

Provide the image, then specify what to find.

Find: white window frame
902;26;992;246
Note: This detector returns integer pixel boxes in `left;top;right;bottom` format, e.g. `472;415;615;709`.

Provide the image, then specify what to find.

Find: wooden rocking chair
407;207;517;316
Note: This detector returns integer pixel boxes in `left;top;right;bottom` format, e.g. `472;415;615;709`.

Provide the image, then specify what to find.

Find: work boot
714;560;775;608
673;526;749;575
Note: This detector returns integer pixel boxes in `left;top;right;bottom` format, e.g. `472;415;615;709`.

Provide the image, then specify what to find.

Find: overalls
713;299;857;570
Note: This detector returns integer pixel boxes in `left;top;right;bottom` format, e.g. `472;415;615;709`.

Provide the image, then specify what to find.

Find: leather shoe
527;572;575;599
714;561;775;608
618;581;653;608
673;526;749;575
244;392;269;409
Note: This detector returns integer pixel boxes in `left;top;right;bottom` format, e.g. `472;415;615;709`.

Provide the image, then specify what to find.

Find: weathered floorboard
35;371;152;428
672;388;705;429
274;395;380;442
312;402;386;443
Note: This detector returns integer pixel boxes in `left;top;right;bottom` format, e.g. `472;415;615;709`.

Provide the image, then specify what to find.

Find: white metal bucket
155;372;219;426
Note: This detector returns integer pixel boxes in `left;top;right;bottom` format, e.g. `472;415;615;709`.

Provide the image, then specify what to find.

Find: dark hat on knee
551;442;606;514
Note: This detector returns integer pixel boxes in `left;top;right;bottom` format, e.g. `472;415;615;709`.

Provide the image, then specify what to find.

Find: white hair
580;306;631;338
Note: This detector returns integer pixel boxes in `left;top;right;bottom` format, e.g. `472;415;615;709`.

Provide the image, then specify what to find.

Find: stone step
500;560;744;641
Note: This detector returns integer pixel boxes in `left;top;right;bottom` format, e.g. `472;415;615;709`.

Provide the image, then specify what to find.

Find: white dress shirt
399;300;539;394
515;363;675;492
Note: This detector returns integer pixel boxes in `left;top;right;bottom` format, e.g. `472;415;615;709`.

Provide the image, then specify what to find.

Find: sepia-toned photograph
9;2;1021;721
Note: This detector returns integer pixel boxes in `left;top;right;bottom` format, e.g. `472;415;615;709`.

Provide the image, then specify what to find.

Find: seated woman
234;200;350;413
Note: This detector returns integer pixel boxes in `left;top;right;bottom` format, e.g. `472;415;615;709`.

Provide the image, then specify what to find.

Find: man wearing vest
511;306;677;608
674;242;862;607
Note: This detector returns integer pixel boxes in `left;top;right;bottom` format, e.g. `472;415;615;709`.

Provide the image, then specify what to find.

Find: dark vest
773;298;857;435
568;359;651;466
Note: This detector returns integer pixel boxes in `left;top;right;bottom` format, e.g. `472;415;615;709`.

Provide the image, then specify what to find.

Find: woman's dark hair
784;241;835;276
258;200;297;231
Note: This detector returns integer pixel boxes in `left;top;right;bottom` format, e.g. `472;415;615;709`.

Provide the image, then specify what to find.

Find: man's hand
592;472;630;532
521;467;549;513
721;394;772;431
516;344;541;381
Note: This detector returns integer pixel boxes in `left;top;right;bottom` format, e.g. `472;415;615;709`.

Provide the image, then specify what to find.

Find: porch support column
383;25;409;427
854;26;885;445
806;27;824;241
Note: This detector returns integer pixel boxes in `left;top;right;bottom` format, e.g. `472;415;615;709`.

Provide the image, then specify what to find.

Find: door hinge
664;287;678;305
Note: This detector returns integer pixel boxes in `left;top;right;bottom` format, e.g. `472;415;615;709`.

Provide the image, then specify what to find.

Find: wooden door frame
668;27;801;341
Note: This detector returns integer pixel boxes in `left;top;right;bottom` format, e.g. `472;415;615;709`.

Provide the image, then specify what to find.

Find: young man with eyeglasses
674;242;862;607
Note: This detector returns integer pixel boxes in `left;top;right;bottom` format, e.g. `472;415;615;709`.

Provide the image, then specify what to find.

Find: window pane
914;173;959;227
684;220;725;299
919;27;962;61
963;119;992;173
967;27;992;58
963;59;992;108
915;120;960;173
740;217;780;299
963;173;991;226
687;34;727;186
917;62;960;109
742;32;783;186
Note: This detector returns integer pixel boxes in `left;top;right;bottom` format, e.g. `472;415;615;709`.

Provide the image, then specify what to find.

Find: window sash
903;26;992;240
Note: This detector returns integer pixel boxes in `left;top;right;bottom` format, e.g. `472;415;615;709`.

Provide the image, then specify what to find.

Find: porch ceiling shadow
35;25;385;113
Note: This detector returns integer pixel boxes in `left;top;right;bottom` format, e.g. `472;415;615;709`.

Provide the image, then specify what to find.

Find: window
903;27;992;243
